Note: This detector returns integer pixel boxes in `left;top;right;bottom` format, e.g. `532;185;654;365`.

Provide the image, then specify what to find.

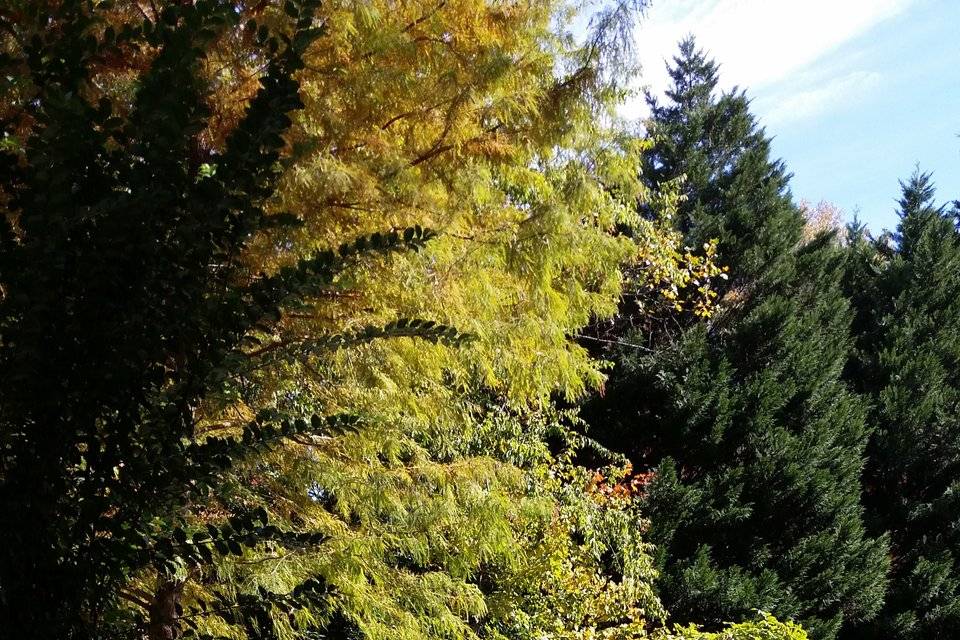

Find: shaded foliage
0;3;822;640
582;39;888;640
0;2;443;636
841;171;960;640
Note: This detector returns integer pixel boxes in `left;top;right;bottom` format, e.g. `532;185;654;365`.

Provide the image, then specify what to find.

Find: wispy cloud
757;70;883;126
620;0;919;123
633;0;917;92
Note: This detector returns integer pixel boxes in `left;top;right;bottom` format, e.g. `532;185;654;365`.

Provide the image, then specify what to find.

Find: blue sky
625;0;960;232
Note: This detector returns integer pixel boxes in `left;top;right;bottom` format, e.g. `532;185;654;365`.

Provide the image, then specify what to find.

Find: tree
582;39;888;640
117;1;694;638
841;171;960;639
799;201;844;244
640;39;799;286
0;1;722;639
0;3;811;639
0;2;425;637
444;405;808;640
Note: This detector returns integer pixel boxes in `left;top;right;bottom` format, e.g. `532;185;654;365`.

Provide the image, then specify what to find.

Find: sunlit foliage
0;1;737;639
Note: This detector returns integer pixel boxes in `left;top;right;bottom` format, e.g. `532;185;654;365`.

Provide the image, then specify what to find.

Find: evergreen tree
583;39;888;639
0;4;815;639
842;171;960;639
642;38;799;284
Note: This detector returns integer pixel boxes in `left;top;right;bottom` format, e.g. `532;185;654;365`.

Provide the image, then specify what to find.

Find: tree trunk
147;580;183;640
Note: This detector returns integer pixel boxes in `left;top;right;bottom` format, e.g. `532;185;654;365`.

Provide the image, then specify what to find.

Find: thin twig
575;333;654;352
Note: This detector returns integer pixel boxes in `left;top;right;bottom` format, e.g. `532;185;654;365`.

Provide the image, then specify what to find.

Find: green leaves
179;576;331;636
584;39;887;640
331;225;437;264
243;226;439;327
154;507;329;576
0;0;349;634
0;2;730;639
293;26;327;53
185;413;362;477
294;319;472;354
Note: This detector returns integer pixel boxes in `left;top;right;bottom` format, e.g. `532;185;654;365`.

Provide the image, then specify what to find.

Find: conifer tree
842;171;960;639
583;39;888;639
641;39;799;284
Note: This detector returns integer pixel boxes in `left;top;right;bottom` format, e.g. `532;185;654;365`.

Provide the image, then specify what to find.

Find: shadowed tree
582;38;888;640
842;171;960;640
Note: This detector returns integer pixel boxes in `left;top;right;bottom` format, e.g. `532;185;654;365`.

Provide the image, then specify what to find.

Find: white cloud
633;0;917;93
757;70;883;125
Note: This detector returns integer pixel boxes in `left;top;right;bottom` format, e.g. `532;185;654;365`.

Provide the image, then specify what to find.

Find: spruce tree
842;171;960;639
583;39;888;639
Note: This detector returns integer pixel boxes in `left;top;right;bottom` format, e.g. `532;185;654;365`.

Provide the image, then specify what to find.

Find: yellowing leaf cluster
85;1;733;638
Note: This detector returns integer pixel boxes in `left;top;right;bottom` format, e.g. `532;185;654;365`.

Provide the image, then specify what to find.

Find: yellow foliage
481;452;666;640
660;613;809;640
799;199;844;243
84;1;728;638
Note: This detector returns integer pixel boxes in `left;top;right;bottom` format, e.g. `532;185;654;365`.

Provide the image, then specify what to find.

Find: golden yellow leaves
635;226;728;319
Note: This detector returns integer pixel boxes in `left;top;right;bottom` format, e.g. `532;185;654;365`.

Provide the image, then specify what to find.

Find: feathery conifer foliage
582;38;888;640
0;2;738;639
841;171;960;640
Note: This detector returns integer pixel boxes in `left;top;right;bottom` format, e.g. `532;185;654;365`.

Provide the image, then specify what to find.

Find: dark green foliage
583;38;888;640
0;2;440;637
841;172;960;640
642;37;799;286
